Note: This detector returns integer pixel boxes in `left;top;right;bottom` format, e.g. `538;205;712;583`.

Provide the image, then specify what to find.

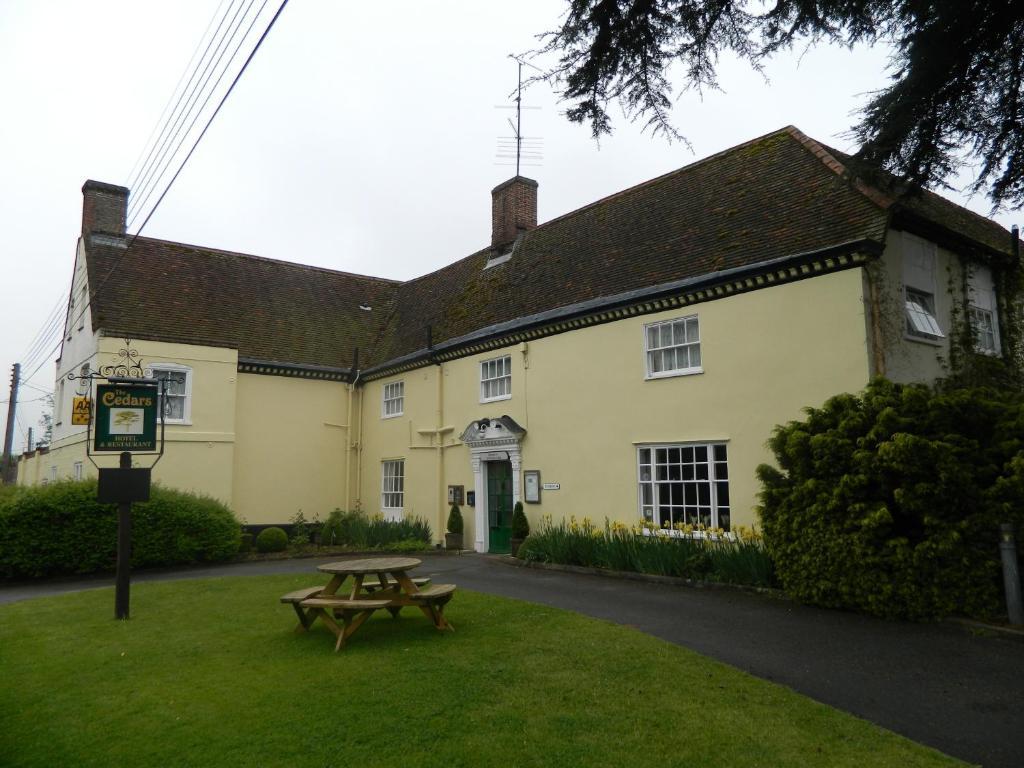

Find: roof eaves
361;237;882;378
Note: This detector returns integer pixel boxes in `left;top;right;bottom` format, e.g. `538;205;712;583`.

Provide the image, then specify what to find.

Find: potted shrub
510;501;529;557
445;503;464;551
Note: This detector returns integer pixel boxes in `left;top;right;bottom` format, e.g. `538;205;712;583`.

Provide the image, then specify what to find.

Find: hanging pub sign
93;383;159;452
71;396;91;426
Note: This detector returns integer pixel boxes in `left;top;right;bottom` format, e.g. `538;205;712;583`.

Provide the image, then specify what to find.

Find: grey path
3;554;1021;768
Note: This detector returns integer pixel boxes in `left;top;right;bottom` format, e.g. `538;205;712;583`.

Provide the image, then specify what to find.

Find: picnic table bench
279;558;456;651
280;576;430;630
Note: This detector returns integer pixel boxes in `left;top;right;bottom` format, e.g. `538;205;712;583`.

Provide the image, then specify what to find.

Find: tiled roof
85;237;398;369
379;127;892;361
84;126;1020;372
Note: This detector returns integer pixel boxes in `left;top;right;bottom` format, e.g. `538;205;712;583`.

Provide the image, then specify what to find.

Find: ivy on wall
942;250;1024;390
865;238;1024;388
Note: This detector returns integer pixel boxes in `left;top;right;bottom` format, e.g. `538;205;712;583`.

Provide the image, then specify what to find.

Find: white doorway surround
458;416;526;553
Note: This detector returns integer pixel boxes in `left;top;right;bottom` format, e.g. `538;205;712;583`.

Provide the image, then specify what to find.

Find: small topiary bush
255;526;288;553
511;501;530;539
447;503;463;535
0;480;239;579
758;379;1024;620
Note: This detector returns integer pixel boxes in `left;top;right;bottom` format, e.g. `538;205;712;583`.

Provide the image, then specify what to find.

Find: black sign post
65;342;166;621
87;375;164;621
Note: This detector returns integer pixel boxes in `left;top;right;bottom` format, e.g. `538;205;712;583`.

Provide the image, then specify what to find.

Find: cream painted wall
52;239;100;446
20;339;238;508
357;267;873;546
232;373;348;525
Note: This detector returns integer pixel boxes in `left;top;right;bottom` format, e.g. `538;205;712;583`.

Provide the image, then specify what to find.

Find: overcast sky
1;1;1019;455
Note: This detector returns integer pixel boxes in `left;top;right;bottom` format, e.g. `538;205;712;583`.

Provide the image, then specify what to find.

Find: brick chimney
491;176;538;247
81;180;129;237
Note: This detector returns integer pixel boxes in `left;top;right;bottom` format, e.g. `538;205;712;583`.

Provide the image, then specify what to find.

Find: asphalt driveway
2;553;1021;767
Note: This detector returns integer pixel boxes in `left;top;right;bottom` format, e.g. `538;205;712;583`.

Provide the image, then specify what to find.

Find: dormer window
485;246;514;270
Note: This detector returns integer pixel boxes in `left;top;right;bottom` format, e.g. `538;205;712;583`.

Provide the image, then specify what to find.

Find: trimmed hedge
758;379;1024;620
256;526;288;553
0;480;240;579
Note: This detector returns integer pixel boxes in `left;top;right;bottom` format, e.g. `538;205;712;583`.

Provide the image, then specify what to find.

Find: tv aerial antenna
495;56;542;175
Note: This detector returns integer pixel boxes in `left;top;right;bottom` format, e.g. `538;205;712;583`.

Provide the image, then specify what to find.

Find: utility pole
1;363;19;484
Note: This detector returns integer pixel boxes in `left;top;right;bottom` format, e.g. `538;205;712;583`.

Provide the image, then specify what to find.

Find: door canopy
459;416;526;450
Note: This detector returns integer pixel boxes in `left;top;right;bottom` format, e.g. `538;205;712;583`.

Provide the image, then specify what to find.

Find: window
382;381;404;418
77;286;87;330
644;316;702;378
381;459;405;519
480;355;511;402
968;265;1000;355
55;379;65;425
637;443;730;531
150;364;192;423
73;462;83;481
905;289;944;339
49;466;58;483
902;233;944;341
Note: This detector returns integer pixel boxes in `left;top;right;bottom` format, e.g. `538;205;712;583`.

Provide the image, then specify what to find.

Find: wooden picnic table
280;557;456;651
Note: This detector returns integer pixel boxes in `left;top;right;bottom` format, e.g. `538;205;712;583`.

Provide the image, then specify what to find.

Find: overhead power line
62;0;291;342
124;0;233;191
17;287;68;363
127;0;259;226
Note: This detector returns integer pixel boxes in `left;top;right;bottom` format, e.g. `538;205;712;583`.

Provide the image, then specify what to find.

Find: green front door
487;461;513;554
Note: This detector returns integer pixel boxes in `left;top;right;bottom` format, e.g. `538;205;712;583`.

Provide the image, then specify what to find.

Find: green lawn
0;575;965;768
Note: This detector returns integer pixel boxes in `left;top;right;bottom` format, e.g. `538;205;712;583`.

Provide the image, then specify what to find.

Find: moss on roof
84;126;1020;372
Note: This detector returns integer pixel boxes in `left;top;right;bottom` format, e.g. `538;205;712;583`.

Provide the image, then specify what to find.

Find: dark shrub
0;480;239;579
511;501;529;539
256;526;288;553
446;503;463;535
758;379;1024;620
238;532;254;553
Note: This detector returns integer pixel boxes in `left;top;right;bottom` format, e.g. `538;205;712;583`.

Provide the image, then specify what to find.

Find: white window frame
77;285;87;331
49;466;58;483
479;355;512;403
968;265;1001;355
381;380;404;418
55;379;65;426
644;315;703;379
381;459;405;520
149;363;193;425
73;461;83;481
904;288;945;340
637;443;730;531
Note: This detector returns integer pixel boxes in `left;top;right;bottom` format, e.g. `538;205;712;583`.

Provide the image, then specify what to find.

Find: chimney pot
491;176;538;248
81;180;129;238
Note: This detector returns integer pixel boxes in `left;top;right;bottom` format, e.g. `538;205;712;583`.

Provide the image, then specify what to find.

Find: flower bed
517;516;776;588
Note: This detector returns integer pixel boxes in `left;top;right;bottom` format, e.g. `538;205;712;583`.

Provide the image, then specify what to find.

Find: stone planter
445;532;463;551
510;537;525;558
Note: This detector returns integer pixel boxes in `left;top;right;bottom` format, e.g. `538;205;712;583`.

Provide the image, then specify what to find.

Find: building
20;126;1021;553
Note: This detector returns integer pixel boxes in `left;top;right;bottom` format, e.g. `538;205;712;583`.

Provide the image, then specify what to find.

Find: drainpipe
345;349;360;512
355;365;364;507
867;272;886;377
436;359;445;545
